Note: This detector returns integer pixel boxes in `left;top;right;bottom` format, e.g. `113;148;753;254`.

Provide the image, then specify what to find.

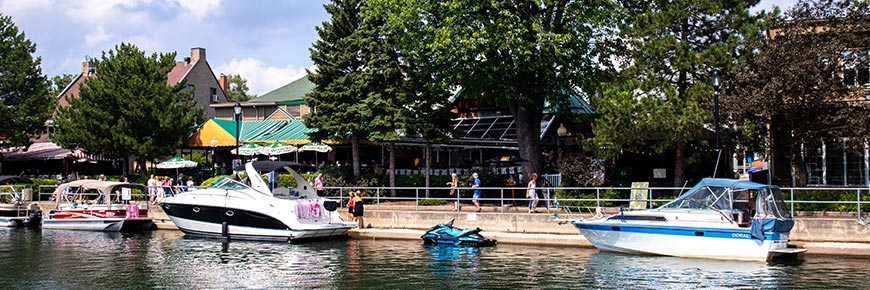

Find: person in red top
347;191;356;221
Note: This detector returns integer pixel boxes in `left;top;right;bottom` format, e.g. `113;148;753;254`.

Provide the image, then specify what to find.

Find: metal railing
32;184;870;218
317;185;870;218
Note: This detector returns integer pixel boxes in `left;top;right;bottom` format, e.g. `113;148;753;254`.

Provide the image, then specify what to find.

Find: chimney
190;47;206;63
81;61;95;75
219;73;228;94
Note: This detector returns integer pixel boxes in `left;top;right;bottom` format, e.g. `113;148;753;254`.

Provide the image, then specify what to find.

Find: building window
210;88;218;103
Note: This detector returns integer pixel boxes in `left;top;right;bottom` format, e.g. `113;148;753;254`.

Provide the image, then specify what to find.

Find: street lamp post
712;70;721;177
210;137;218;176
233;102;242;168
557;123;568;168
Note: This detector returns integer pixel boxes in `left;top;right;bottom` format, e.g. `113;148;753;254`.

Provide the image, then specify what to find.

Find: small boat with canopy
570;178;805;261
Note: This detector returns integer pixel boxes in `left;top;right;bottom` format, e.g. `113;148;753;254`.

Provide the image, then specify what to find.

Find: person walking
447;173;460;211
353;191;365;228
471;172;482;212
147;175;157;205
527;173;539;213
314;173;324;196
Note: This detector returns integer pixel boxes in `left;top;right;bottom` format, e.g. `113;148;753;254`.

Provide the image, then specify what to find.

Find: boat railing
317;186;870;220
0;185;34;203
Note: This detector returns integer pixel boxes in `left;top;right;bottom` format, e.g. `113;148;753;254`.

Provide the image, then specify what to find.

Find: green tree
592;0;764;186
378;0;621;182
0;14;53;149
305;0;371;179
727;0;870;186
53;43;204;174
364;0;451;197
225;74;255;102
48;73;76;98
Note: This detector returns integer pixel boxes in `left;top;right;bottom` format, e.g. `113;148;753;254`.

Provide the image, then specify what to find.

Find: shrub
418;199;447;206
555;189;620;209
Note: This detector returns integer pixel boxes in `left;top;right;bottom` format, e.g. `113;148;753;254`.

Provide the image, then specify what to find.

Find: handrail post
790;188;794;217
857;189;861;221
376;188;380;210
415;188;419;212
500;188;504;213
596;188;600;209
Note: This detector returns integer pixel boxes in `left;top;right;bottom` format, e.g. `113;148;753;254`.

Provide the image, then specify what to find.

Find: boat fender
323;200;339;211
222;221;229;238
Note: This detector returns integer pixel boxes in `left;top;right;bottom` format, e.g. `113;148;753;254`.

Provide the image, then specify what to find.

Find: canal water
0;229;868;289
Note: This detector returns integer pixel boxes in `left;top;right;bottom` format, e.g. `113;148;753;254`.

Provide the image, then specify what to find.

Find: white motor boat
570;178;805;261
44;180;154;232
160;161;355;242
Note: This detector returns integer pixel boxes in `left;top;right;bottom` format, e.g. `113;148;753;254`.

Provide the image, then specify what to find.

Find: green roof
250;74;314;103
211;118;314;143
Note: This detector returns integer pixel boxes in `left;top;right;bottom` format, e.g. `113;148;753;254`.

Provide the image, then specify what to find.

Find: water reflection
0;230;868;289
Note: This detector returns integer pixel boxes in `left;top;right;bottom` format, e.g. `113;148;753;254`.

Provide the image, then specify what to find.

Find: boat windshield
204;176;250;191
659;180;790;218
661;185;731;210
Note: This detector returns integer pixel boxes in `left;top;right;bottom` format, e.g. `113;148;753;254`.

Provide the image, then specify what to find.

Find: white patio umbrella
299;142;332;153
156;156;198;169
259;141;297;156
298;142;332;164
155;156;199;176
231;142;262;156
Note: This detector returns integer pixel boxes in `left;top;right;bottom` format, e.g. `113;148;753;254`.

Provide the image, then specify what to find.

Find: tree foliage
0;13;53;149
305;0;372;178
225;74;255;102
591;0;764;186
726;0;870;186
53;43;204;168
48;73;76;99
374;0;621;182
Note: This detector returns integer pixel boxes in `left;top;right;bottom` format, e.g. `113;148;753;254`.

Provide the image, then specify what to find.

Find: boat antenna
678;180;689;196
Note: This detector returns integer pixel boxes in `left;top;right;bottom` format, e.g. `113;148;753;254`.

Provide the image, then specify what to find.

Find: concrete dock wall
358;209;870;243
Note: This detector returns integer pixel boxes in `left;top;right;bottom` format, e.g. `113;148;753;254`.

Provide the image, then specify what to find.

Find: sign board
653;168;667;179
629;182;649;209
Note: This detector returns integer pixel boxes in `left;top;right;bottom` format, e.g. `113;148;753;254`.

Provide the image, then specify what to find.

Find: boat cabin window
204;176;250;191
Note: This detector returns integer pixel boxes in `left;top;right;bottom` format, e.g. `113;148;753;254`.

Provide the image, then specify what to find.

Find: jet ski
421;219;497;247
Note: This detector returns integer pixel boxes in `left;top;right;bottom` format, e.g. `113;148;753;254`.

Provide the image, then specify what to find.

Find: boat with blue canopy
570;178;805;261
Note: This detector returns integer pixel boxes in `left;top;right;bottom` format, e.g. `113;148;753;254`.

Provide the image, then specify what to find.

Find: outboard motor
27;210;42;228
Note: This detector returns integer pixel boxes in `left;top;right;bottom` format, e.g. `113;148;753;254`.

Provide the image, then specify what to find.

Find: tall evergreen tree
0;13;53;149
592;0;764;186
306;0;381;179
53;43;204;173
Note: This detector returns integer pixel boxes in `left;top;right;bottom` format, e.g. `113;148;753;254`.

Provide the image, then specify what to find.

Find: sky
2;0;798;96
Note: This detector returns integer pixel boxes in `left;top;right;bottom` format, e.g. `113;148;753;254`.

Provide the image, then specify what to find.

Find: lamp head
712;70;720;90
233;102;242;115
210;136;218;148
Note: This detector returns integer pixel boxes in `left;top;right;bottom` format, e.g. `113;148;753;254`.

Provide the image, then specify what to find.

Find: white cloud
64;0;141;24
175;0;222;20
0;0;53;15
216;58;309;96
84;25;113;47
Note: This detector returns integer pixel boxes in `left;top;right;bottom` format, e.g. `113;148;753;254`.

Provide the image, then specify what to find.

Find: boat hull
42;217;154;232
574;221;790;261
163;203;355;242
